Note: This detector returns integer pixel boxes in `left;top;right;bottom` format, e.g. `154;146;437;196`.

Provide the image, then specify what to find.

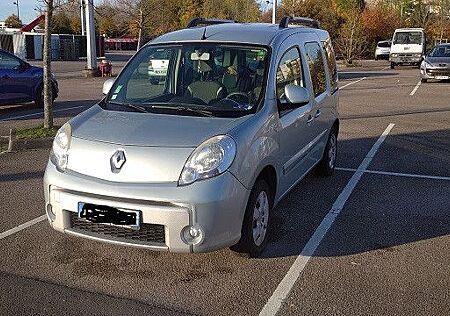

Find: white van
389;28;426;69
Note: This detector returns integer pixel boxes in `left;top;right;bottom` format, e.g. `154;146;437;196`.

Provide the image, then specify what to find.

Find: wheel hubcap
328;134;337;169
252;191;269;246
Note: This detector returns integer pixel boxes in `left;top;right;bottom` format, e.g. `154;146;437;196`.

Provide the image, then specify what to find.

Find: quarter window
304;42;327;97
276;47;304;102
323;39;338;90
0;52;20;70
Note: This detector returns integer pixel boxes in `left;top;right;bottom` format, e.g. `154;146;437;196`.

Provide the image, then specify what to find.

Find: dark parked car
0;49;58;107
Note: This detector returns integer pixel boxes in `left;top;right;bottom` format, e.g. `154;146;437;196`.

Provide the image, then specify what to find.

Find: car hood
71;103;249;148
67;104;251;183
425;57;450;66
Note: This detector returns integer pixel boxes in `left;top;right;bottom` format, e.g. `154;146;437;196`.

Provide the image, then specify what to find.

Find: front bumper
44;160;250;253
390;55;422;64
420;67;450;80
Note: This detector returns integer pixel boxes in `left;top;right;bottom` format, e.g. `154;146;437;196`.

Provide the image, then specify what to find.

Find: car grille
426;69;450;76
68;212;165;244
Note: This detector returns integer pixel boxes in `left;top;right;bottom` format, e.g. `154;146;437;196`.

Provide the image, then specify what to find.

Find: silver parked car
44;16;340;257
420;43;450;82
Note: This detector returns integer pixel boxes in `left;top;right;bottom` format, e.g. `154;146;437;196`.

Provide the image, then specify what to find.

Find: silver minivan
44;16;339;257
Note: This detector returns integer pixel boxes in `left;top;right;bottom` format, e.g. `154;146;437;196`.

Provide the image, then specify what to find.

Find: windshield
429;45;450;57
394;32;423;45
106;44;269;117
377;41;391;48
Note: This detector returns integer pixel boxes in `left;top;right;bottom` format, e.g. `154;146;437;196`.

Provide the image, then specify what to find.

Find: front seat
186;60;227;104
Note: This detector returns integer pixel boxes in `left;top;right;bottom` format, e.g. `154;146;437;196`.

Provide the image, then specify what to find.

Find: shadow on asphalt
339;72;398;80
0;171;44;182
261;128;450;259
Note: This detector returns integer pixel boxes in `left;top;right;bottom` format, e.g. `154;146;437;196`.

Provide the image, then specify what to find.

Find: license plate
436;76;449;80
78;202;141;230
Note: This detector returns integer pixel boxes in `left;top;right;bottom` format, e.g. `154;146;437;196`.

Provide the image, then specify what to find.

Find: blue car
0;49;58;107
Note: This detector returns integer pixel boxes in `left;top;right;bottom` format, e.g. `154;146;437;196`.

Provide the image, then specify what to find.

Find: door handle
306;115;314;125
315;110;321;118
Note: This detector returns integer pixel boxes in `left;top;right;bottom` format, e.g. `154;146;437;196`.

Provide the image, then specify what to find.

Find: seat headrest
196;60;212;73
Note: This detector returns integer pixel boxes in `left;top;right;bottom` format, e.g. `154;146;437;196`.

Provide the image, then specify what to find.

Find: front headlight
413;53;422;58
422;60;432;68
50;123;72;171
178;135;236;186
391;53;398;58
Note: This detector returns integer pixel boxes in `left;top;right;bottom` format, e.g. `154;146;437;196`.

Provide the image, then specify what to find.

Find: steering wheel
225;92;250;104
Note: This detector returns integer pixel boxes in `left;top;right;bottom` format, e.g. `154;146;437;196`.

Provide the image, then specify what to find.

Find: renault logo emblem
110;150;126;173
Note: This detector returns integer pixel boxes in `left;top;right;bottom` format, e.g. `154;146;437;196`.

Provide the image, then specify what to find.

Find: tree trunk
43;0;54;129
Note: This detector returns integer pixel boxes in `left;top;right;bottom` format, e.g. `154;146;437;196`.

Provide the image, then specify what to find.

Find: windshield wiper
108;101;149;113
143;103;214;117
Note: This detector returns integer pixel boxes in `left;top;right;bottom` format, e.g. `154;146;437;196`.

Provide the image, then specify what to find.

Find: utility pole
272;0;277;24
83;0;97;77
80;0;85;36
13;0;20;20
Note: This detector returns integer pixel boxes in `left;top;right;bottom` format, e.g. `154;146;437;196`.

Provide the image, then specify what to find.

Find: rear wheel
316;129;337;177
231;178;272;258
34;85;44;107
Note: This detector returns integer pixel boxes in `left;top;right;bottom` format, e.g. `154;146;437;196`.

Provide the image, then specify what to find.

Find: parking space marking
336;167;450;181
259;123;395;316
0;215;46;240
410;80;422;96
339;77;367;89
0;105;87;122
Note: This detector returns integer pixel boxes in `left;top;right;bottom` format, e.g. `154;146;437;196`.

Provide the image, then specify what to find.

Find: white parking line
259;123;395;316
0;105;87;122
410;80;422;96
340;77;367;89
336;167;450;181
0;215;46;240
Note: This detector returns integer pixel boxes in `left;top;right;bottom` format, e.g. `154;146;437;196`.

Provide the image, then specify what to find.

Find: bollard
7;128;16;152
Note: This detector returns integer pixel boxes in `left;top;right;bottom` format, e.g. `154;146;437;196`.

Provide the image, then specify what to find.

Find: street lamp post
266;0;276;24
13;0;20;20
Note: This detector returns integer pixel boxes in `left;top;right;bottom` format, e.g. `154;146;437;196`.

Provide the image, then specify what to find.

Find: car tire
421;78;427;83
35;84;56;107
34;85;44;107
231;178;272;258
316;128;338;177
390;62;395;69
375;56;378;61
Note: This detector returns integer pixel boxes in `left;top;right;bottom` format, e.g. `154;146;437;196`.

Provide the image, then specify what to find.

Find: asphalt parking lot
1;60;449;315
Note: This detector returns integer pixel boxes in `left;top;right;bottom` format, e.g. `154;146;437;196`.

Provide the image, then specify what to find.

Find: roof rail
187;18;237;28
279;16;320;29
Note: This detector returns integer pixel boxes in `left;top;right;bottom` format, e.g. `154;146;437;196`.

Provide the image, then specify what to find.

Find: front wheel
421;78;427;83
231;178;272;257
316;129;337;177
390;62;395;69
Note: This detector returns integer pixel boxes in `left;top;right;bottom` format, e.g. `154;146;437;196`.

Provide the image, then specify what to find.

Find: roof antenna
201;27;207;40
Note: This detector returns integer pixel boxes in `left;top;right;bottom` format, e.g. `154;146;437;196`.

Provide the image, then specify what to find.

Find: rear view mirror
284;84;311;105
102;78;115;95
191;52;210;61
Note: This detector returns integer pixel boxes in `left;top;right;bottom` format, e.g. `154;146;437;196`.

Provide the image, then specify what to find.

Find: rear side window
0;52;20;70
323;40;338;91
304;42;327;97
276;47;304;102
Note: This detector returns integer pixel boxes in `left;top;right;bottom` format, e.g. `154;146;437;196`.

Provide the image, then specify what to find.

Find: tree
4;14;23;28
337;7;367;64
53;10;74;34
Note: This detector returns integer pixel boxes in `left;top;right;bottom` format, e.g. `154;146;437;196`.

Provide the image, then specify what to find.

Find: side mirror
102;78;115;95
284;84;311;105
